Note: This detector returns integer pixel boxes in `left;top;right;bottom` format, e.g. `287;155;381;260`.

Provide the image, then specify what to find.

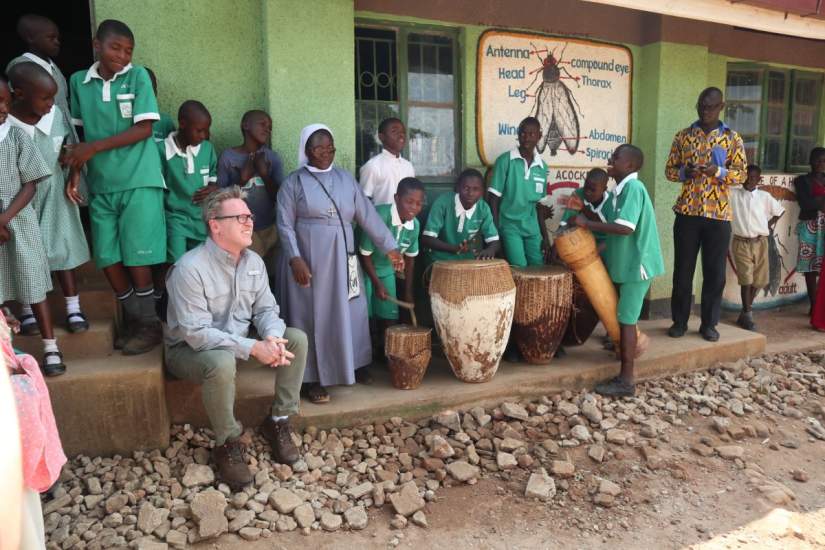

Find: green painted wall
92;0;265;152
262;0;356;174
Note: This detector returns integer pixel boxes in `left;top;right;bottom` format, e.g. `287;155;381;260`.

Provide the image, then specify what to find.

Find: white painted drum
429;259;516;383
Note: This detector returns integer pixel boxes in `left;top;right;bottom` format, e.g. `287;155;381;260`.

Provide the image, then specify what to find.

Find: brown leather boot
212;440;253;489
260;416;300;465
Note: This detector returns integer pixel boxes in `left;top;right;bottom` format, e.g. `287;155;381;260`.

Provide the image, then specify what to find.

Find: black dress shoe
700;325;720;342
41;351;67;377
595;377;635;397
667;323;687;338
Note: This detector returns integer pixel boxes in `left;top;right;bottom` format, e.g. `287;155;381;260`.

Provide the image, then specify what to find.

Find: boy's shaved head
17;14;56;39
617;144;644;170
96;19;134;43
241;109;269;128
585;167;608;184
178;100;210;121
7;62;55;93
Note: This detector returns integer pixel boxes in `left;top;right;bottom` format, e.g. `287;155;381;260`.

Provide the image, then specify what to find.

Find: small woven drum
562;279;600;346
385;325;432;390
429;259;516;383
511;265;573;363
554;225;620;349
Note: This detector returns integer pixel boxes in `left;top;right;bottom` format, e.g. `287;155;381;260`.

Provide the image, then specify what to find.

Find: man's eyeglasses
212;214;255;224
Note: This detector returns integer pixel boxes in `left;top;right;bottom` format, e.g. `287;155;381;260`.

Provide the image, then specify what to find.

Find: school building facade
91;0;825;313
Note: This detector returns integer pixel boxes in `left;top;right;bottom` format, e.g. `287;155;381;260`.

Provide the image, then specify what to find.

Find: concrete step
166;317;767;433
46;288;117;321
13;319;114;361
44;348;169;456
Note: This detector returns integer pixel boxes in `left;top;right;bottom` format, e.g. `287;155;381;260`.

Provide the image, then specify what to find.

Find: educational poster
721;174;807;310
477;30;632;233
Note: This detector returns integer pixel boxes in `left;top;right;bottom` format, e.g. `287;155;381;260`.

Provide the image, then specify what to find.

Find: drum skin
429;259;515;383
511;265;573;363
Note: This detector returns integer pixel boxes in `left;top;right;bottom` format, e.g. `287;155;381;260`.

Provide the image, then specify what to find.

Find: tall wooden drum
554;226;620;349
429;259;516;383
385;325;432;390
511;266;573;363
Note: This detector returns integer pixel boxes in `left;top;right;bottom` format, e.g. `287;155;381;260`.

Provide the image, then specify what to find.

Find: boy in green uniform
359;177;425;366
422;168;500;261
64;19;167;355
159;100;217;264
572;144;664;397
488;117;548;267
559;168;609;249
146;67;175;142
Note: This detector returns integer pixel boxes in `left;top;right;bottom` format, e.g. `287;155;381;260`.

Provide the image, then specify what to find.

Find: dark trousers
671;213;732;328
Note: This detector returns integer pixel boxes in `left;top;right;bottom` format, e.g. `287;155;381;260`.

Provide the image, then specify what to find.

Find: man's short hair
202;186;246;233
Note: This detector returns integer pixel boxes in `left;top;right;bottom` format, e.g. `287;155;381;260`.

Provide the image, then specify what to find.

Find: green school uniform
423;191;499;262
359;202;420;320
489;148;548;267
70;62;166;267
8;106;90;272
601;173;664;324
559;188;607;248
159;133;217;262
153;112;176;143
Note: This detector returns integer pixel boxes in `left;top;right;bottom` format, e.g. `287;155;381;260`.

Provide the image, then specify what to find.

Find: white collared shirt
509;148;545;181
454;193;477;233
164;131;202;174
0;121;10;143
730;187;785;238
7;106;57;139
22;52;56;75
390;200;415;239
82;61;134;102
359;148;415;206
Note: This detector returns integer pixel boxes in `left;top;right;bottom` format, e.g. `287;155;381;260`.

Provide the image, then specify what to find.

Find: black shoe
41;351;67;377
699;325;720;342
594;377;635;397
667;323;687;338
66;312;90;333
19;314;40;336
355;367;374;385
736;312;756;331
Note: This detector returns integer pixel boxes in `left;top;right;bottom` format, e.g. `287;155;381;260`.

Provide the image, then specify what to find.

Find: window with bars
355;25;459;179
725;64;823;173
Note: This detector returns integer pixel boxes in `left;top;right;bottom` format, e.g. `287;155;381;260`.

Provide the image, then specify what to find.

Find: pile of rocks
42;350;825;549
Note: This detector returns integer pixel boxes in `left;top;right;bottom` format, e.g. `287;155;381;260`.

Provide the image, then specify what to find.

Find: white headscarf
298;123;334;173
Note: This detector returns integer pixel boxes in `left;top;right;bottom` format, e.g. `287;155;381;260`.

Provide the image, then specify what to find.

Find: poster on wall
721;174;807;310
477;30;632;232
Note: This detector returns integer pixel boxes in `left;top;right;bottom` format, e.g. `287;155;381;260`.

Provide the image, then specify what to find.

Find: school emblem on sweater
477;30;632;169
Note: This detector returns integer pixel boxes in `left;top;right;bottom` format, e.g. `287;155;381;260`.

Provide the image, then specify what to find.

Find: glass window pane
766;71;786;104
742;139;758;166
789;138;815;168
793;108;816;137
408;33;454;103
766;106;786;135
763;138;782;170
355;101;400;171
726;70;761;101
408;106;455;177
726;103;760;135
794;78;818;107
355;28;397;103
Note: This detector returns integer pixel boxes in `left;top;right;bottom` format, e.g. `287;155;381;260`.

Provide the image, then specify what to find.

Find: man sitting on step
163;186;307;488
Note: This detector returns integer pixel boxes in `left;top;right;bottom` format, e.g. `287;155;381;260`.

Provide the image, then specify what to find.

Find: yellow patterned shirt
665;121;747;221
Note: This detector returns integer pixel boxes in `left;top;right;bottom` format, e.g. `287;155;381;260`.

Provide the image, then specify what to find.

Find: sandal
42;351;67;377
67;312;90;333
303;383;330;404
19;314;40;336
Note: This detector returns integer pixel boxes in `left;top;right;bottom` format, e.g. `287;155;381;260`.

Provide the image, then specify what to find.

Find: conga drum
554;226;620;348
429;259;516;383
511;266;573;363
385;325;432;390
562;279;600;346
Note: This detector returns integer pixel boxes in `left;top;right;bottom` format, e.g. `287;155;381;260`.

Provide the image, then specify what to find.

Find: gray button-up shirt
164;238;286;359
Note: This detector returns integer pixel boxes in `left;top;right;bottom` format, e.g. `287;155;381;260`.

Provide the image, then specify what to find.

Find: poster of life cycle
476;30;632;232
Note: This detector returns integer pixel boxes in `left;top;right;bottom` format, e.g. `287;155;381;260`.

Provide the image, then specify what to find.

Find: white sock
272;415;288;422
21;305;35;324
65;295;81;315
43;338;61;365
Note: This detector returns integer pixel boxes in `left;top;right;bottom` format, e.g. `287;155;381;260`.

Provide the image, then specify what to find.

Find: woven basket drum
385;325;432;390
429;259;516;383
511;266;573;363
554;226;620;348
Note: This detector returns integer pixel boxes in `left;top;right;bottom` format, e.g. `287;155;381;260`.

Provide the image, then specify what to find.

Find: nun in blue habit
276;123;403;403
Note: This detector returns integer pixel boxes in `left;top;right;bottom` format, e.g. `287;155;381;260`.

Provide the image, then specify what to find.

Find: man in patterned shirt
665;87;746;342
